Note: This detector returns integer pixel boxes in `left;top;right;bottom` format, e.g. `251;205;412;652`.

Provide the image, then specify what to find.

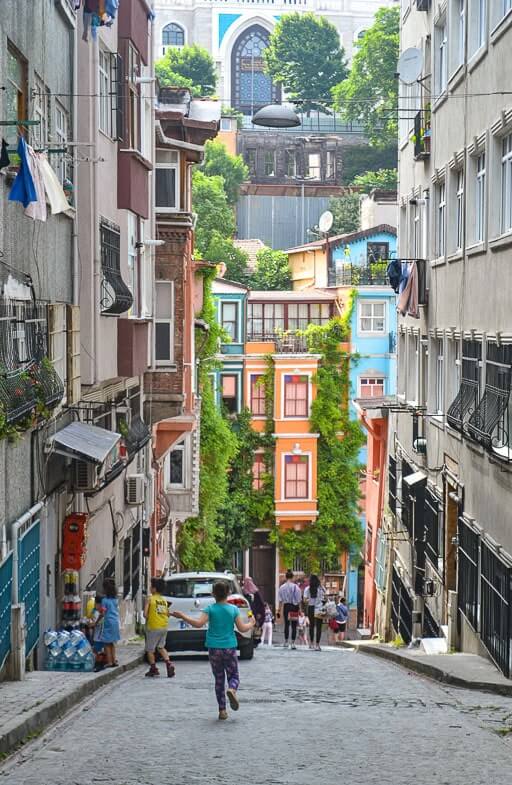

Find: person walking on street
261;603;274;647
99;578;120;666
172;580;255;720
303;574;326;651
277;570;302;649
335;596;349;642
144;577;175;678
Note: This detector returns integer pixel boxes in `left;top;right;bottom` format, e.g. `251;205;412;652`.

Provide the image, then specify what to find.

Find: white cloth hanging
24;147;47;222
38;154;71;215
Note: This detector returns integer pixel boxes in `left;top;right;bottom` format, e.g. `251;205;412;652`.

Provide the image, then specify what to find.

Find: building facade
388;0;512;675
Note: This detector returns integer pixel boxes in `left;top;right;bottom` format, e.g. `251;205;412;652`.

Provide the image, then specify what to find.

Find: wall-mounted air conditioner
126;473;145;505
74;461;99;492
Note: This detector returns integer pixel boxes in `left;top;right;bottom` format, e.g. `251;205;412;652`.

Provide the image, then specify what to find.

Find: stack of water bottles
44;629;95;672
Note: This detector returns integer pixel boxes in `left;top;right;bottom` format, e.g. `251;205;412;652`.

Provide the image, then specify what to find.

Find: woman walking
172;581;255;720
303;574;326;651
99;578;120;666
242;576;265;630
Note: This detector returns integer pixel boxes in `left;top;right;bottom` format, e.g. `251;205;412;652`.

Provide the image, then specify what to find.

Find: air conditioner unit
126;473;145;505
74;461;99;492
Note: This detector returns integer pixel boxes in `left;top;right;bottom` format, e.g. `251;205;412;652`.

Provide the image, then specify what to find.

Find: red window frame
284;374;308;417
252;454;265;491
250;374;266;416
284;455;308;499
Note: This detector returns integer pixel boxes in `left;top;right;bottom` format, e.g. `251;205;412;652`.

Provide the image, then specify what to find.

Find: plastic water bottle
75;636;92;658
83;651;95;672
44;629;58;647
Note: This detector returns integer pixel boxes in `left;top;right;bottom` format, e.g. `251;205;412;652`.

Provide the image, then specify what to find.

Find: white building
153;0;398;113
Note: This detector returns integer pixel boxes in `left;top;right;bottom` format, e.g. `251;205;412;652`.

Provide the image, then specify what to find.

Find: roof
212;278;249;294
287;224;397;255
248;288;337;302
48;422;121;465
233;239;266;271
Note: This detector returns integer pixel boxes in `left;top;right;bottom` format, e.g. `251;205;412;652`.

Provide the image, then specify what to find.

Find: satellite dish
318;210;334;234
397;47;423;84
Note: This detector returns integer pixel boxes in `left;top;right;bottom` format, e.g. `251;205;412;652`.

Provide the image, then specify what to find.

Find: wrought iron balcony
274;333;309;353
413;110;431;161
100;221;133;316
329;263;388;287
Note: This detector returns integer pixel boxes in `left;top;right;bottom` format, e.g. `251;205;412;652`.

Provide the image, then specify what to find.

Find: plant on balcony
271;293;365;572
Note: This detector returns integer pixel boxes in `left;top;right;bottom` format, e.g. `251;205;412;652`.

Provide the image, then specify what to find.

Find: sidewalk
0;641;144;757
341;640;512;696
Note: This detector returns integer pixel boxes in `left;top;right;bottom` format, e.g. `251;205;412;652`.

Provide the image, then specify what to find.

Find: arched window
356;28;367;41
162;23;185;48
231;25;279;114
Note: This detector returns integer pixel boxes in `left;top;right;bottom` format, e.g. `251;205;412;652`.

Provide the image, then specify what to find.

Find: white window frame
154;279;174;366
456;169;464;250
282;453;311;501
469;0;487;55
406;334;420;406
54;101;69;184
358;300;386;335
436;19;448;95
359;376;386;398
501;133;512;234
48;303;68;405
306;152;321;180
326;150;336;179
99;49;112;137
437;181;446;257
434;338;445;416
475;152;486;243
127;212;139;318
33;74;50;149
220;300;239;342
166;438;187;490
155;151;180;213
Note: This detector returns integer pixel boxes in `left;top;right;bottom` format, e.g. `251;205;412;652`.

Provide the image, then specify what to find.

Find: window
33;74;50;149
264;150;275;177
326;151;336;179
469;0;486;55
155;280;174;365
100;221;133;315
284;375;309;417
168;441;185;488
436;20;448;94
367;242;390;263
437;181;446;256
99;49;112;136
221;374;238;414
248;302;284;338
447;339;482;431
250;374;266;416
288;303;308;331
162;22;184;50
231;25;278;114
398;332;406;397
98;50;123;140
220;117;236;131
6;43;27;145
411;203;422;259
127;44;140;150
156;150;179;212
306;153;321;179
285;149;296;177
221;302;238;341
359;301;386;333
127;212;139;317
475;153;486;242
360;377;385;398
284;455;308;499
246;148;257;176
434;338;444;415
455;0;465;68
501;134;512;233
54;102;69;184
252;454;265;491
456;169;464;250
407;334;419;404
48;303;67;402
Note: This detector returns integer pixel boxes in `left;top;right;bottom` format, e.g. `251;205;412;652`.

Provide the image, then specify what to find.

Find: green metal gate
18;520;40;655
0;552;13;670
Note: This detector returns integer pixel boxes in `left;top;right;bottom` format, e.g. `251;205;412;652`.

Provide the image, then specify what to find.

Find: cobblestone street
2;645;512;784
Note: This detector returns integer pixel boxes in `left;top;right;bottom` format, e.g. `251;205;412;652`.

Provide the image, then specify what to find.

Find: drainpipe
11;502;44;604
92;44;100;386
71;15;79;307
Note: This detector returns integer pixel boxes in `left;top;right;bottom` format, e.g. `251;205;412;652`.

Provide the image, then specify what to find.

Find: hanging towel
397;261;419;319
8;137;37;208
24;148;47;222
38;155;71;215
105;0;119;20
0;139;10;169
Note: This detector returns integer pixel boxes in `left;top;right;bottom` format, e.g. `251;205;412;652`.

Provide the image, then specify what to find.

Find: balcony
329;263;388;287
274;334;309;353
413;110;431;161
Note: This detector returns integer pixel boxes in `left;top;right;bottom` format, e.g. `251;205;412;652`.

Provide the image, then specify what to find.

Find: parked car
160;571;255;660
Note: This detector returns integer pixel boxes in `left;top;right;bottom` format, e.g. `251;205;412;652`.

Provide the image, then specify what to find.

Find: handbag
314;604;327;620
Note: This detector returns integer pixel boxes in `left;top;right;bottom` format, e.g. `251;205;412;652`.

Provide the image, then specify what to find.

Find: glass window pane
222;375;236;397
155;323;170;360
156;168;176;208
156;282;172;318
169;448;184;484
222;303;236;321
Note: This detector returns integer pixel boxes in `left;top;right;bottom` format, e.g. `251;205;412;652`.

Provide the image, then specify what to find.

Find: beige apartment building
387;0;512;677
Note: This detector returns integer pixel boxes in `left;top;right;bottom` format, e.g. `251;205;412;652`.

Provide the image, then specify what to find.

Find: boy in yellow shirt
144;578;175;678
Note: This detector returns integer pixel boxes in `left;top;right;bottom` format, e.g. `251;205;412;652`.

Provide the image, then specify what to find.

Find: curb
0;651;144;757
340;642;512;697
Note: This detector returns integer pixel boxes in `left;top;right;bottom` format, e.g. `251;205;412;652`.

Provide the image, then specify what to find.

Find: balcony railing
274;334;309;353
329;263;388;287
413;110;431;161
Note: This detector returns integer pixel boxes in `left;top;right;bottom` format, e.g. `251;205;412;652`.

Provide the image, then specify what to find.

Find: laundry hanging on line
8;138;71;219
397;261;420;319
8;136;37;208
25;146;47;222
82;0;120;41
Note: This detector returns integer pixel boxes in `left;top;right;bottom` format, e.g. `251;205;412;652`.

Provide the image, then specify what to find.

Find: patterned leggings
208;648;240;710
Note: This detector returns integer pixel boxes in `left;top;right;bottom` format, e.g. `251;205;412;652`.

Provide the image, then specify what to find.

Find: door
250;532;275;606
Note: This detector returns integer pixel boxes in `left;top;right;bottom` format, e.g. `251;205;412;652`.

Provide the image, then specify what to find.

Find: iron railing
329;263;388;287
447;340;481;432
424;487;442;565
480;540;512;677
100;221;133;315
391;566;413;644
388;455;397;515
274;334;309;353
401;458;414;537
457;517;480;633
467;343;512;450
423;603;440;638
413;110;431;161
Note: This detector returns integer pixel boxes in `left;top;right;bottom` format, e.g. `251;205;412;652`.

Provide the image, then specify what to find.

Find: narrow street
2;646;512;785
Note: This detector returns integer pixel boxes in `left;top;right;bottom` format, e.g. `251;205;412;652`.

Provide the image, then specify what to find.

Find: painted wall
332;230;398;267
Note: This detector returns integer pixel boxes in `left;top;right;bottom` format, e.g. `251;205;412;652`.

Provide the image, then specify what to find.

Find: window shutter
112;53;125;142
66;305;81;404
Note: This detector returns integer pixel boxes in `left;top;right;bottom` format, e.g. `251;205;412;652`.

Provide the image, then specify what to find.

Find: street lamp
251;104;301;128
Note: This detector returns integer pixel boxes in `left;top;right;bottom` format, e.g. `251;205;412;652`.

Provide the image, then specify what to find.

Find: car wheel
239;639;254;660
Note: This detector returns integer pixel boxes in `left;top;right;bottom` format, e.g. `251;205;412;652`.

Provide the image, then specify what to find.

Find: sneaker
315;644;322;651
226;688;240;711
283;641;289;649
145;666;160;677
166;662;176;678
291;643;297;650
218;710;228;720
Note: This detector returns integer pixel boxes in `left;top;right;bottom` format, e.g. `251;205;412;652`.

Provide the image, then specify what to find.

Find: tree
249;247;291;291
155;44;217;97
340;144;397;185
328;193;360;236
202;140;248;207
192;170;236;255
264;13;347;114
332;7;399;147
205;233;250;285
351;168;398;191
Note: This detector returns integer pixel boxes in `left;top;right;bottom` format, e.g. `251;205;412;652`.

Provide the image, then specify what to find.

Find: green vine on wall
271;291;365;572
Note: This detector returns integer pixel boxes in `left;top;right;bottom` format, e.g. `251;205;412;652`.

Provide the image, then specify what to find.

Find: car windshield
164;578;237;598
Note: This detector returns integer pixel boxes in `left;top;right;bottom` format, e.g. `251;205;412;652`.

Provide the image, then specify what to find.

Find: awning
48;422;121;465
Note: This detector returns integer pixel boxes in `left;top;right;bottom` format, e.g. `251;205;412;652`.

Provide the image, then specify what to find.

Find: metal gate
18;520;40;655
480;541;512;677
391;566;413;644
457;517;480;632
0;552;13;670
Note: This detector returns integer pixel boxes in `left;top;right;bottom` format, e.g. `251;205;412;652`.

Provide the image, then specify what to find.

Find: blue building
211;279;249;415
